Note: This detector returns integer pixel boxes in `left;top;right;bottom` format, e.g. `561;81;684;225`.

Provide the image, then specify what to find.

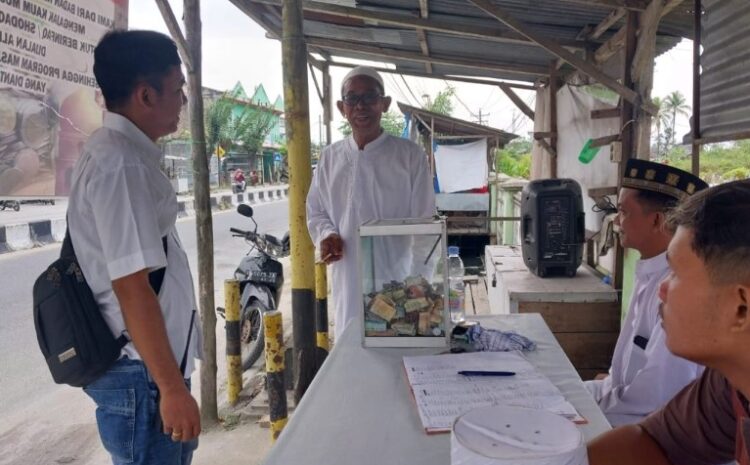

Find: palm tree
650;97;671;158
662;91;691;151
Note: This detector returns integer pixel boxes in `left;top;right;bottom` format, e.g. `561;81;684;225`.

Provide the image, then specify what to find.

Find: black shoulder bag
32;228;167;387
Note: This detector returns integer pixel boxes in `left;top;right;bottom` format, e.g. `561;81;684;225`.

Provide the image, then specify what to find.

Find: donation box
358;218;450;348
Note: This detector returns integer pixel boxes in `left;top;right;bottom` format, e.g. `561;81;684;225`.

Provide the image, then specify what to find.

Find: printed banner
0;0;128;197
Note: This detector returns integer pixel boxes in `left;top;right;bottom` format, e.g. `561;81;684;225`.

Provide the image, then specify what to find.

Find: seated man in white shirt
584;159;707;426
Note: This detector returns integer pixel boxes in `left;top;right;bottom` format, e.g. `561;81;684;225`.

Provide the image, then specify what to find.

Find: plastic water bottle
447;246;465;323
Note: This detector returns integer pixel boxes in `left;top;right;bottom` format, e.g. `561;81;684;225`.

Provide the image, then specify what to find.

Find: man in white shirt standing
585;159;707;426
306;66;436;339
67;30;202;464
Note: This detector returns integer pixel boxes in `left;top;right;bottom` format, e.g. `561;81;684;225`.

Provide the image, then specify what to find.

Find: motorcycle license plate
250;271;278;284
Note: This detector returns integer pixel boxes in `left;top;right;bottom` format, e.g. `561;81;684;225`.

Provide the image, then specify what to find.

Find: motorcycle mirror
237;204;254;218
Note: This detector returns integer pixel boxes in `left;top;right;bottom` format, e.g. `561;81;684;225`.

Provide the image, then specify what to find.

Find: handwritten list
403;351;583;433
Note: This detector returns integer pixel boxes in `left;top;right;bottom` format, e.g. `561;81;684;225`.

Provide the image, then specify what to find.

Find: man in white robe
585;159;707;426
306;66;436;339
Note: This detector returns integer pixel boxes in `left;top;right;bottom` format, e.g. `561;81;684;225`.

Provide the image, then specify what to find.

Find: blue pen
458;370;516;377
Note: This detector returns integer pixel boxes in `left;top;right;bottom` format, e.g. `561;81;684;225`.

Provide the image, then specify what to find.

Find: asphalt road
0;199;290;447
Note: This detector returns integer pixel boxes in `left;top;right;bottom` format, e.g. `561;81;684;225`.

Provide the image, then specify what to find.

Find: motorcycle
0;200;20;211
231;179;246;194
220;204;290;370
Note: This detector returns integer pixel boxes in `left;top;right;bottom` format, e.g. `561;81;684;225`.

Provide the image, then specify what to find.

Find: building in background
162;82;285;192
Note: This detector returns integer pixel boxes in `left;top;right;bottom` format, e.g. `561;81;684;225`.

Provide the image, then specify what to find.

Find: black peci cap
622;159;708;200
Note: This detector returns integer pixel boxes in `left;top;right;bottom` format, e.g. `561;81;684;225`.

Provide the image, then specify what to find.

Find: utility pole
282;0;317;403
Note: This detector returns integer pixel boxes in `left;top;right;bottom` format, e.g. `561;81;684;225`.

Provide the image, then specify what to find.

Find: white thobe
584;252;704;426
306;132;436;339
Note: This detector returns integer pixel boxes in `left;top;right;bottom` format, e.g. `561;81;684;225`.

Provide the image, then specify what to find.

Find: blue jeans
83;358;198;465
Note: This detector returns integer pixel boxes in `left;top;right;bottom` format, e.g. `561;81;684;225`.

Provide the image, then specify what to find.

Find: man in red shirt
588;179;750;465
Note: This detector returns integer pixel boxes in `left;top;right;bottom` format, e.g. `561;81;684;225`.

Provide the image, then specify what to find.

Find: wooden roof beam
229;0;281;39
468;0;656;115
305;37;549;77
417;0;432;74
560;0;648;10
154;0;193;72
244;0;587;50
588;7;627;40
595;0;685;66
498;84;535;120
325;60;538;89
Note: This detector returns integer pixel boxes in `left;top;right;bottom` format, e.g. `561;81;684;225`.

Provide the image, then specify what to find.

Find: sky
128;0;695;144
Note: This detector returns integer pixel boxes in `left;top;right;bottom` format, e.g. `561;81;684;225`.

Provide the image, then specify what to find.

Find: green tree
204;89;277;156
663;140;750;183
495;138;532;179
204;93;234;158
425;85;455;116
338;111;405;137
662;91;691;150
650;96;671;158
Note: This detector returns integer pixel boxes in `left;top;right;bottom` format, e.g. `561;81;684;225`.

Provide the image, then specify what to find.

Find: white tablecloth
262;313;611;465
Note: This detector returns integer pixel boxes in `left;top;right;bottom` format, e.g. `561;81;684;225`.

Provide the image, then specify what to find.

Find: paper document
403;351;584;433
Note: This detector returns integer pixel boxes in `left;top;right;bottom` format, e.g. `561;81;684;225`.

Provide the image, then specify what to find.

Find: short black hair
668;179;750;285
635;189;679;213
94;30;181;110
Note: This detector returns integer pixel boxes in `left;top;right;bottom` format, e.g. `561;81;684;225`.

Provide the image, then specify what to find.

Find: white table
262;314;611;465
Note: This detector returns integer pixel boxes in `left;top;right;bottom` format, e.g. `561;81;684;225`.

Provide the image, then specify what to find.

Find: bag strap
64;221;169;295
148;236;169;295
179;310;196;376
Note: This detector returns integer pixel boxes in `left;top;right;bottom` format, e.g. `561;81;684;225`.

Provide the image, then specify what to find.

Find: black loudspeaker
521;179;585;278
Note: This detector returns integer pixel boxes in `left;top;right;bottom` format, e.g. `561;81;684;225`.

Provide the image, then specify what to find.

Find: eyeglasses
341;92;383;107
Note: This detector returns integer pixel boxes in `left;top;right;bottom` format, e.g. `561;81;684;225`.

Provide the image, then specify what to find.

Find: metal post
184;0;218;423
315;262;329;351
691;0;701;176
282;0;317;403
224;280;242;404
264;310;288;441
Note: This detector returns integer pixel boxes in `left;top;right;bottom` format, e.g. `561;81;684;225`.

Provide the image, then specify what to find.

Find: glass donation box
358;218;449;348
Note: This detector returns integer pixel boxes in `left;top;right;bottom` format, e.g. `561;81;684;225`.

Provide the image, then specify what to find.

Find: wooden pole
691;0;701;176
613;10;639;294
155;0;217;425
183;0;218;424
323;62;333;145
549;61;558;179
282;0;317;403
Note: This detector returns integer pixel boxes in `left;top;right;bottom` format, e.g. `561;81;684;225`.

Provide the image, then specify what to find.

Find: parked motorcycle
0;200;20;211
220;204;290;370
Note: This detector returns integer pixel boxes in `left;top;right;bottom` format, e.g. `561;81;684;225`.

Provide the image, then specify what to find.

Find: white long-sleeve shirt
306;132;436;339
585;252;703;426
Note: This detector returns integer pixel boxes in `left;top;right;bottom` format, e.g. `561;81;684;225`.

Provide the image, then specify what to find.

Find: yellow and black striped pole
264;310;288;441
225;279;242;405
315;262;329;352
283;0;317;403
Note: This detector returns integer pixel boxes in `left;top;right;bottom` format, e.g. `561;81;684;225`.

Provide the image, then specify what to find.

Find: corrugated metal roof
231;0;694;85
398;102;518;144
698;0;750;143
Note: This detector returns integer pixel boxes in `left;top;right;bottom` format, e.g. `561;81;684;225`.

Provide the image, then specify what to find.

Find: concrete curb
0;185;288;255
